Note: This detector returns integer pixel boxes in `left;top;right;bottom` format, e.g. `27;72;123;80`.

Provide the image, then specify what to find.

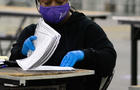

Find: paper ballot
16;18;74;71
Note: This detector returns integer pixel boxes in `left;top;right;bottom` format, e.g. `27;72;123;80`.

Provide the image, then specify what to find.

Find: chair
6;0;33;7
99;71;114;90
0;17;27;56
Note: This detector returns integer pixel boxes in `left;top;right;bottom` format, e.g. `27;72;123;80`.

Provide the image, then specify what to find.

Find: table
113;16;140;85
0;6;110;55
78;10;111;20
129;85;140;90
0;67;94;89
0;6;110;19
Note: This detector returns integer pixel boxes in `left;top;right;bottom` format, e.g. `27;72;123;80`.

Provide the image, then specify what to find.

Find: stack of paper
0;56;9;65
16;18;74;71
0;59;5;65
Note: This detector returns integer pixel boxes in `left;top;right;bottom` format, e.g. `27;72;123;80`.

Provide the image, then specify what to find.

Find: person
9;0;117;89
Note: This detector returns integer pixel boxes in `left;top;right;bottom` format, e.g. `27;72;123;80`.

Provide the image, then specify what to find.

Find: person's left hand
60;50;84;67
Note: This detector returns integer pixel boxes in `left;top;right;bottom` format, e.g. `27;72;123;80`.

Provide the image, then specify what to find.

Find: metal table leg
0;41;3;55
131;24;138;85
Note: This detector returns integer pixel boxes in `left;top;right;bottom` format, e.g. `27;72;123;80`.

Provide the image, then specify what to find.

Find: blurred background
0;0;140;90
1;0;140;15
71;0;140;16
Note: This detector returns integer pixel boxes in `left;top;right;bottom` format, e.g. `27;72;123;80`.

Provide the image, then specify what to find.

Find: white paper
16;18;63;70
0;59;5;64
28;66;75;71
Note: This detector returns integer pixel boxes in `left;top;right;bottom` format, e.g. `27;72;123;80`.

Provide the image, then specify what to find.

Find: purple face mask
39;3;70;24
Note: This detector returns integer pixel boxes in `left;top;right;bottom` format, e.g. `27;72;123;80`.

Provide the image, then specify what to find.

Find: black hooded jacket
9;11;117;89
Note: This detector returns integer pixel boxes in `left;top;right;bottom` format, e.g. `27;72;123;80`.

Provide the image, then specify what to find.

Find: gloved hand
21;36;37;56
60;50;84;67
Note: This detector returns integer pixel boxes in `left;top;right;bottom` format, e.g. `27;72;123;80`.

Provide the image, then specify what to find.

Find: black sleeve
77;22;117;76
9;24;36;61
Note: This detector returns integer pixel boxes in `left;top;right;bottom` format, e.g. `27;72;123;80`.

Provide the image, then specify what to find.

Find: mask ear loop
68;1;76;12
35;0;45;21
68;1;71;7
35;0;40;12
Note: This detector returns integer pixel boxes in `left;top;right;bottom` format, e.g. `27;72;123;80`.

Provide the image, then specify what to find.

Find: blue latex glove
21;36;37;56
60;50;84;67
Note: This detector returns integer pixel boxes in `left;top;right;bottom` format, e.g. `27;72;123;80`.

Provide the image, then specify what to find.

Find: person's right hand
21;36;37;56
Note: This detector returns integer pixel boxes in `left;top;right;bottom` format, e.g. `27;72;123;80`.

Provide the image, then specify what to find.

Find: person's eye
56;0;65;5
44;2;51;5
39;1;50;6
41;1;51;6
57;1;64;5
